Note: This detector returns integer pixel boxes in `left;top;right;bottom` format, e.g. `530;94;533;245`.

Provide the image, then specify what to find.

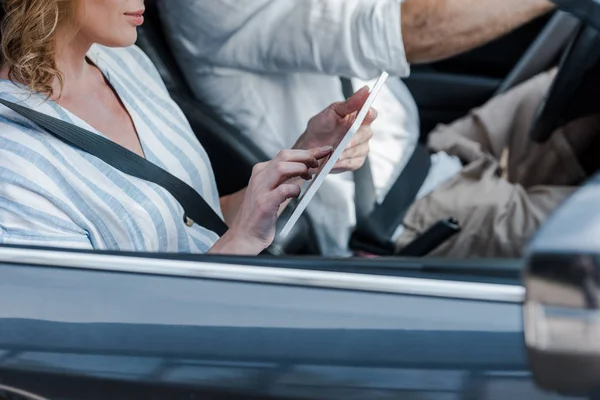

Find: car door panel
0;251;585;400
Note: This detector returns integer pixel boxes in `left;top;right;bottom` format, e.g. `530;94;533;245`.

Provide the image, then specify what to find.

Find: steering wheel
530;23;600;143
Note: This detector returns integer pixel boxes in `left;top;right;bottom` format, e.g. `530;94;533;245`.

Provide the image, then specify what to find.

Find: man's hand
294;86;378;173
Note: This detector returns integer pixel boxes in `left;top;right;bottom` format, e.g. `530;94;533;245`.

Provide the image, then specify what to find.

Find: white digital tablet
279;71;389;238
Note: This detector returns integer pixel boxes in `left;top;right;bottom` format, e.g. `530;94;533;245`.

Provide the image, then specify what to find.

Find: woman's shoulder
0;88;74;164
0;85;45;132
0;104;67;198
90;44;169;93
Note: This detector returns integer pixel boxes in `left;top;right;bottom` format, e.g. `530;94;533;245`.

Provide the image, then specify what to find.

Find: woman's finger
265;161;319;188
333;142;370;172
331;107;375;150
307;167;320;176
332;157;365;173
312;145;334;160
267;183;302;206
340;141;370;161
275;146;332;164
329;86;370;118
340;106;377;134
348;125;374;148
275;149;315;165
362;107;378;126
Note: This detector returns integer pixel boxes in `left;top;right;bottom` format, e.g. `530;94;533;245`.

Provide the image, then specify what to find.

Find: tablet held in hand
279;72;389;238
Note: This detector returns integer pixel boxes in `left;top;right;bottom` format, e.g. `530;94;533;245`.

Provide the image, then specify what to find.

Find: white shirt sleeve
159;0;409;80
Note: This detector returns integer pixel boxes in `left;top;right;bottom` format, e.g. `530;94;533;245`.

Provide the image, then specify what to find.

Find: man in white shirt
158;0;597;257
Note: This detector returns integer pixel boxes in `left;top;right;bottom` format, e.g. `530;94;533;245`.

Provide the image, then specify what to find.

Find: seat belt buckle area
396;217;461;257
349;228;396;256
351;217;461;257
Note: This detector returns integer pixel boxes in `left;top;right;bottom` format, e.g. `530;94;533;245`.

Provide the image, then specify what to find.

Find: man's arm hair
402;0;554;63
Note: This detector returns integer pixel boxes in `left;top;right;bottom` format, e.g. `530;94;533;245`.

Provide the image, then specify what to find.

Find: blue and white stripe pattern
0;44;223;252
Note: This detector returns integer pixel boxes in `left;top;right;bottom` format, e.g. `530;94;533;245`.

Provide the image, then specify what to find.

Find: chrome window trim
0;247;524;303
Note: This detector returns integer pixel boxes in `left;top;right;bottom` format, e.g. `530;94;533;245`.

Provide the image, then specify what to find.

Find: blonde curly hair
1;0;77;98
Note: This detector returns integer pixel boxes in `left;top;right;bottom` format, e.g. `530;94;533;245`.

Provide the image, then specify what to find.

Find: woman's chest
52;155;191;251
44;138;220;252
58;86;144;157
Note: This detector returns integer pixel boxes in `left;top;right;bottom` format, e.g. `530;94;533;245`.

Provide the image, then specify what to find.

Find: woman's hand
294;86;378;173
210;146;333;255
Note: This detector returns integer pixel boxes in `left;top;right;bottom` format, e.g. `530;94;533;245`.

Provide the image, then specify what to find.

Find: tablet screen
279;72;389;238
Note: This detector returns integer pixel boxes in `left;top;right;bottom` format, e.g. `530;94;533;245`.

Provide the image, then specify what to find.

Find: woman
0;0;376;255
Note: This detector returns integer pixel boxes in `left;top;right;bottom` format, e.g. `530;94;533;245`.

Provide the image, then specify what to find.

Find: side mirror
524;176;600;396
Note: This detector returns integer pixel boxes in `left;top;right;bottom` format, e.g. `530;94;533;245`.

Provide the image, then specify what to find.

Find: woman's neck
0;29;98;101
52;28;95;100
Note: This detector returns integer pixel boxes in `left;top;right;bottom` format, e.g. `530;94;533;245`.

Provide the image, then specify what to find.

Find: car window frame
0;244;524;304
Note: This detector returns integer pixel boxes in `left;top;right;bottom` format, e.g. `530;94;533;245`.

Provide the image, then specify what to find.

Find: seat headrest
135;1;192;95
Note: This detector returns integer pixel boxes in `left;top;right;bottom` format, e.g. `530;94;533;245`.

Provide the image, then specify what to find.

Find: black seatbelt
366;144;431;240
0;98;229;237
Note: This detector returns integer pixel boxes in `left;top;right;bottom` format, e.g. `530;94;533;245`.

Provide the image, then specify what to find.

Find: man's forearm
402;0;554;63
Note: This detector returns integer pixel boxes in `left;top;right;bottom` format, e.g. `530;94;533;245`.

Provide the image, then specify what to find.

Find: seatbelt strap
340;77;431;246
340;77;378;224
0;98;229;237
371;143;431;238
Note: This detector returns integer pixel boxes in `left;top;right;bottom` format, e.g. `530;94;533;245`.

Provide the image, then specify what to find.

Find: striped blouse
0;44;223;252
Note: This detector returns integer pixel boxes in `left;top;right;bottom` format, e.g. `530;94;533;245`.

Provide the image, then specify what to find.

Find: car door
404;11;580;137
0;245;587;400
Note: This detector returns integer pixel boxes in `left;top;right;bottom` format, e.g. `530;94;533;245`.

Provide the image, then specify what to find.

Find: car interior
3;4;600;398
0;1;599;273
131;3;597;260
135;3;448;258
